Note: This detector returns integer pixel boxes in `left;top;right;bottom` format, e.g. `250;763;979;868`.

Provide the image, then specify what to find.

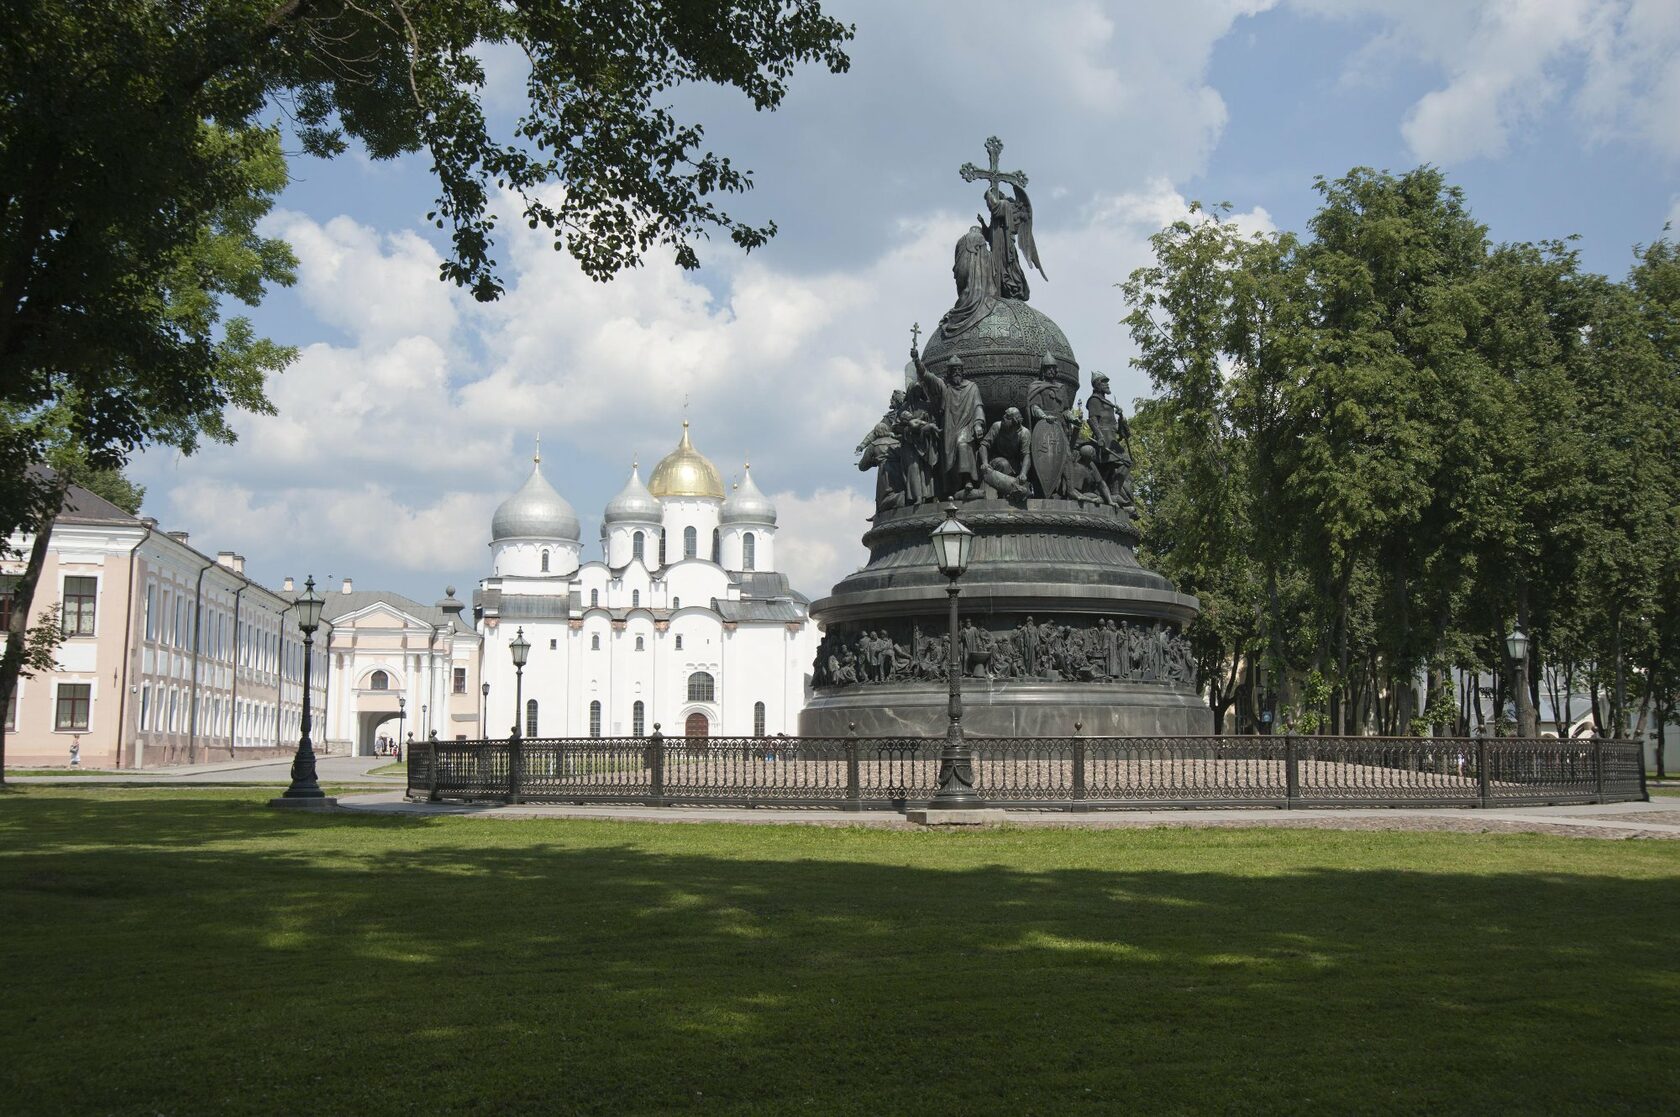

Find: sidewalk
6;755;405;785
331;791;1680;839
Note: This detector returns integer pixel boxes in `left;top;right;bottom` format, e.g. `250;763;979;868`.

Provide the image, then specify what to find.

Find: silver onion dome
603;462;662;524
491;458;580;542
721;463;777;526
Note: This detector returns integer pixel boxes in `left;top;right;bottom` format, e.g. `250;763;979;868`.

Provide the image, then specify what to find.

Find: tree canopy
1125;169;1680;739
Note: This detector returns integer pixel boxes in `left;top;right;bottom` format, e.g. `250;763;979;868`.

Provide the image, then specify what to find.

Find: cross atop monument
959;136;1028;191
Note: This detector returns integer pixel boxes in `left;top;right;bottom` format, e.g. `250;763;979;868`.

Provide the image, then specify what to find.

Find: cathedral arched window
525;699;539;737
591;633;600;650
632;590;640;607
675;634;683;650
632;700;645;737
540;549;550;573
369;670;389;691
754;701;766;737
635;635;644;651
673;597;680;609
743;532;756;571
683;526;697;558
590;589;598;607
589;700;602;738
659;530;667;565
711;528;721;563
687;671;715;703
632;531;645;562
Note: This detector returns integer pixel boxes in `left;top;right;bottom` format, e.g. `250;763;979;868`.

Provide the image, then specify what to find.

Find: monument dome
918;297;1079;416
491;459;580;541
648;421;725;500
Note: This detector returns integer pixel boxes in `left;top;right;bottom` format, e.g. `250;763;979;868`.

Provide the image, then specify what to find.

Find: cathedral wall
718;525;776;573
661;498;722;562
492;539;580;580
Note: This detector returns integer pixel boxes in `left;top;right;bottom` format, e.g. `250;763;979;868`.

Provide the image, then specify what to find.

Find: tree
1;1;853;775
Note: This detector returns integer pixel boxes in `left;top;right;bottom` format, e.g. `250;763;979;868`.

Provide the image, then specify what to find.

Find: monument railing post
1070;721;1087;811
650;724;665;806
1476;738;1491;808
845;723;861;811
508;730;522;805
1284;733;1298;809
428;735;440;802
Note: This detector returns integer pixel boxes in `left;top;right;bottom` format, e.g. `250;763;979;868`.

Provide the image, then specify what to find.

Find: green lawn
365;761;407;777
2;789;1677;1115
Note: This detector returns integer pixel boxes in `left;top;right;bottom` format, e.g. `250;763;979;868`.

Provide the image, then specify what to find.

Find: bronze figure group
814;617;1196;689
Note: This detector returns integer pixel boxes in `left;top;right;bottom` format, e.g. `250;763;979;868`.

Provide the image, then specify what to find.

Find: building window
525;699;539;737
591;633;600;650
541;549;550;573
673;597;680;609
138;685;150;731
549;638;557;650
635;635;644;651
62;576;97;636
370;670;389;690
675;634;683;650
55;683;91;731
687;671;715;703
168;691;178;734
711;528;721;563
754;701;767;737
453;667;467;694
743;532;756;571
4;687;16;731
141;583;154;641
659;530;667;565
589;700;602;738
633;531;645;562
683;526;697;558
632;700;645;737
632;590;640;608
590;588;599;607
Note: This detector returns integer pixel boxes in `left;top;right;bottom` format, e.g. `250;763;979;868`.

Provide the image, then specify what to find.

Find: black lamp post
480;681;490;739
510;626;531;737
1506;625;1534;737
272;576;331;808
928;503;979;808
397;696;406;758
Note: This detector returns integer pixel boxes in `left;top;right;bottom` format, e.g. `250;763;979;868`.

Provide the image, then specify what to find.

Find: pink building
2;483;328;769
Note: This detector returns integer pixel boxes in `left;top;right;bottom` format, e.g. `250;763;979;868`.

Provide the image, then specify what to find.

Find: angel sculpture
940;137;1048;337
980;180;1045;301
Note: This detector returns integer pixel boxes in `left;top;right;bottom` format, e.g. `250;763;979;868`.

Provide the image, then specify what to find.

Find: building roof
603;463;662;524
720;463;776;526
647;421;724;501
316;588;474;633
491;458;581;542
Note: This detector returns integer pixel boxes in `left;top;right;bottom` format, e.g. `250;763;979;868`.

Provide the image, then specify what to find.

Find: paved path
6;755;405;785
330;792;1680;839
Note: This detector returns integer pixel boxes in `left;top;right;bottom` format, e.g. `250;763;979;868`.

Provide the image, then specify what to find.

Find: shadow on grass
2;790;1677;1116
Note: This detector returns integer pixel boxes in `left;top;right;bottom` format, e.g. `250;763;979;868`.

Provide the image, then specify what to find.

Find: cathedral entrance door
684;711;710;739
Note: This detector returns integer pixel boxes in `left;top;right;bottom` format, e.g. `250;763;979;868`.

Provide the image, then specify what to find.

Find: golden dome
647;421;725;500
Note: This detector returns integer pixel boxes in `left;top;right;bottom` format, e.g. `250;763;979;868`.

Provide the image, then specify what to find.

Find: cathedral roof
720;463;777;526
603;463;662;524
647;421;724;501
491;455;580;542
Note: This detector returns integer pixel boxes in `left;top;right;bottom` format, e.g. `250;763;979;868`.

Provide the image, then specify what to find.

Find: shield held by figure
1029;418;1068;498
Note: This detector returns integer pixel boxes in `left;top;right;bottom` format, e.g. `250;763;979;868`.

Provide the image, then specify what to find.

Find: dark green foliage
1125;169;1680;735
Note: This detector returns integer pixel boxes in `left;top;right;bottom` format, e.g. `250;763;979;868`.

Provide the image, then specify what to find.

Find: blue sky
133;0;1680;606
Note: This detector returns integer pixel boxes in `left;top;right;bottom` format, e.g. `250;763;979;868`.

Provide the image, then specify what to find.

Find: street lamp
421;703;428;739
1506;625;1535;737
928;503;979;809
509;626;531;737
480;681;490;739
272;576;331;808
397;696;406;758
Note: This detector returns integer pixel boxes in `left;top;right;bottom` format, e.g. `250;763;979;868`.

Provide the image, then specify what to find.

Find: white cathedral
473;423;819;741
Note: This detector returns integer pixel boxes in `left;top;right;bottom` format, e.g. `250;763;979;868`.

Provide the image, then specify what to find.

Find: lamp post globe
480;681;490;739
929;503;981;809
272;576;333;808
397;695;406;758
1505;627;1529;664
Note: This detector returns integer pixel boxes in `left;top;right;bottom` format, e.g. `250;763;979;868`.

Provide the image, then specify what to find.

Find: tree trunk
1612;610;1626;737
0;492;63;783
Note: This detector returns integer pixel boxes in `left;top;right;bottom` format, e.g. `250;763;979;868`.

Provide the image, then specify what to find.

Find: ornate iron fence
408;733;1647;811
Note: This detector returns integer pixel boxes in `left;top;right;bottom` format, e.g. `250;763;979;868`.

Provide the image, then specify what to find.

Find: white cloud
1296;0;1680;163
768;487;874;599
